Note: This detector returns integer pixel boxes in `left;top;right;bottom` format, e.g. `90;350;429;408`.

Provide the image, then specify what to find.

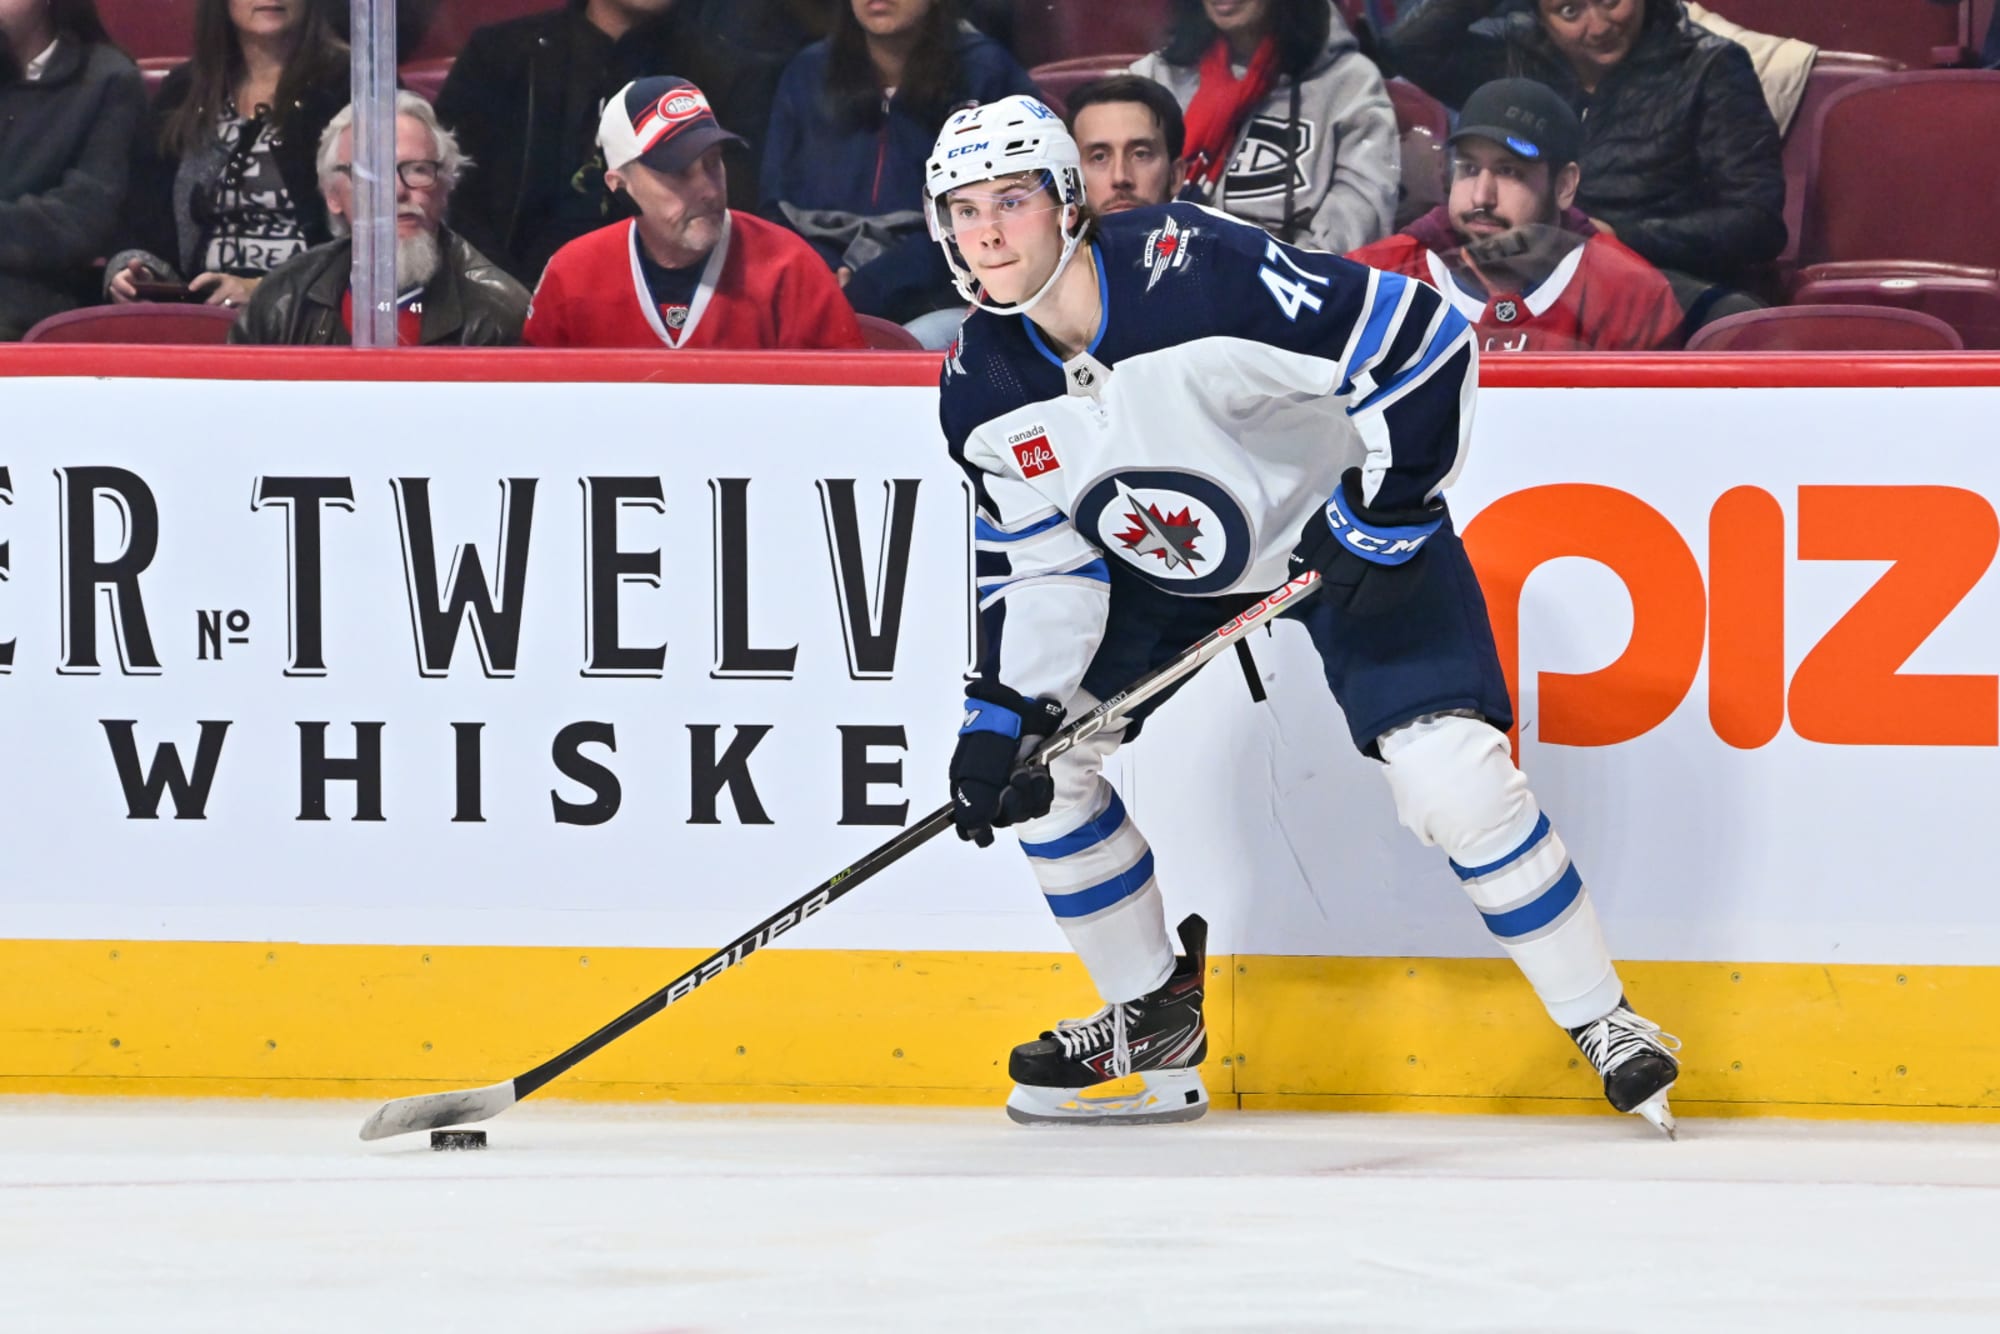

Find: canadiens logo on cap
638;90;711;149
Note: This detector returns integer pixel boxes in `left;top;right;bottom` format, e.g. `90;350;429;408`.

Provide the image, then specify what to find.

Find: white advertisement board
3;375;1998;966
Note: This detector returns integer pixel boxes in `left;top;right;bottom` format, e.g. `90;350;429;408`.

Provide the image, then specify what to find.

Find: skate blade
1005;1068;1209;1126
1633;1087;1678;1140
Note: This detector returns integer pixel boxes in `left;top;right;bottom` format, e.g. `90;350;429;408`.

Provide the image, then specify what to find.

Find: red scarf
1180;36;1281;190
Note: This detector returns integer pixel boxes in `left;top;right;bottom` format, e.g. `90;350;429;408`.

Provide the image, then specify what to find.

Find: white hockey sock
1449;807;1623;1030
1379;714;1622;1031
1016;785;1174;1003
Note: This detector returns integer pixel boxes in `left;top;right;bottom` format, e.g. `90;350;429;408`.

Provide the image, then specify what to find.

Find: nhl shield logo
1141;217;1194;292
1494;299;1521;324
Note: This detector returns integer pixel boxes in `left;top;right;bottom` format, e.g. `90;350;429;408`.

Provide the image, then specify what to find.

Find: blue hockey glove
950;681;1065;848
1289;467;1446;615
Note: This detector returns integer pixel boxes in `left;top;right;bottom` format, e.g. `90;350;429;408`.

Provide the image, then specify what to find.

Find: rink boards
2;348;1999;1121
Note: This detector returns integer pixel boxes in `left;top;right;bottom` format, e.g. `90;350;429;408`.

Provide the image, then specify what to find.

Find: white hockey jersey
939;203;1478;706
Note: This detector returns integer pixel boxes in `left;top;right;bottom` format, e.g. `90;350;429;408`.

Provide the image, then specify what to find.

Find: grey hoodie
1130;2;1397;253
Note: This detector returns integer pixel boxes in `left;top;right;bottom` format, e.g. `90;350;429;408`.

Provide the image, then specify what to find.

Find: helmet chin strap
958;204;1086;319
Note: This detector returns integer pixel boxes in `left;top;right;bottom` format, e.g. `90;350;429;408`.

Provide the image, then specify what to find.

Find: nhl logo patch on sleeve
1007;424;1061;478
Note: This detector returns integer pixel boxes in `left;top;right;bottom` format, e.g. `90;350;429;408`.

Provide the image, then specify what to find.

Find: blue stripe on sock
1479;863;1582;939
1044;850;1154;919
1450;812;1552;881
1020;791;1128;861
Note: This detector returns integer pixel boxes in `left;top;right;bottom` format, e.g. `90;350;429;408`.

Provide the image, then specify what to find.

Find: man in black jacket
432;0;808;287
231;92;528;346
1384;0;1784;302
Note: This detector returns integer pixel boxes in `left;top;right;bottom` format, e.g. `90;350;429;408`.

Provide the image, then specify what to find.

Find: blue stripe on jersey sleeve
975;511;1068;544
977;557;1111;600
1353;305;1471;415
1342;271;1409;390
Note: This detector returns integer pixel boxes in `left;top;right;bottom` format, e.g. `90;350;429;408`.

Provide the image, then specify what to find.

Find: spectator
1383;0;1785;301
523;77;865;350
229;92;529;345
761;0;1037;325
1349;78;1680;351
435;0;808;288
1682;4;1814;136
0;0;145;340
1130;0;1398;252
107;0;348;311
1067;74;1189;215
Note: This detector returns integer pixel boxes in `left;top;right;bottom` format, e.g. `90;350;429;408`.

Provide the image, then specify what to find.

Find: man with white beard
230;92;530;345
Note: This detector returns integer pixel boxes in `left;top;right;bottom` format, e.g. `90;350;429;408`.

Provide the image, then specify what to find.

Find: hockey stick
357;570;1321;1140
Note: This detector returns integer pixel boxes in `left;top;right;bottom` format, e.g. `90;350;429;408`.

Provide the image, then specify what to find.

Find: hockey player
928;95;1682;1133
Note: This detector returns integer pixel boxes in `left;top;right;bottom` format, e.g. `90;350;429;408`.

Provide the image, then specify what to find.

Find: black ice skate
1005;914;1209;1126
1568;998;1682;1139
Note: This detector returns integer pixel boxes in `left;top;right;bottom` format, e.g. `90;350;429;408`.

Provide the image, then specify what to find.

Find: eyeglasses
332;159;445;189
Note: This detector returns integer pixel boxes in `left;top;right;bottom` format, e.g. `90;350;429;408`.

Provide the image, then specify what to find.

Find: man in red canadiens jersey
523;76;865;351
1348;78;1681;353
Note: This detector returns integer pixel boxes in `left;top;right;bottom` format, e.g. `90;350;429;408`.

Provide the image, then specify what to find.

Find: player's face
1537;0;1643;82
944;173;1065;304
609;145;729;263
1202;0;1271;42
1074;101;1186;215
851;0;931;38
1448;139;1562;241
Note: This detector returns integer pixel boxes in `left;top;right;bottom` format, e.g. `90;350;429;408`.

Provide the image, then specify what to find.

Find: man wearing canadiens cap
523;76;865;350
1348;78;1681;352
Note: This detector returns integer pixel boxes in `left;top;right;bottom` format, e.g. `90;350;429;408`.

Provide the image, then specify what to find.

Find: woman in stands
761;0;1037;335
107;0;347;310
1131;0;1399;253
1384;0;1784;325
0;0;144;339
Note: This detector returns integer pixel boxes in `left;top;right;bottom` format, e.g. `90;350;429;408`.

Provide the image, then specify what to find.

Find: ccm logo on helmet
947;142;990;158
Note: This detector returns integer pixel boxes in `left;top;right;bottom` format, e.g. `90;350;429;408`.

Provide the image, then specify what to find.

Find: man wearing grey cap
1349;78;1680;352
523;76;864;350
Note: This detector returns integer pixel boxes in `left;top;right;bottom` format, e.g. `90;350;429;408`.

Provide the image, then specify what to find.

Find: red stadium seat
101;0;197;60
854;314;929;351
1027;55;1145;118
1012;0;1172;68
1695;0;1971;68
1387;80;1451;229
138;55;185;97
1773;52;1902;284
1793;261;2000;349
1683;304;1963;352
1797;71;2000;273
400;57;454;103
22;304;240;345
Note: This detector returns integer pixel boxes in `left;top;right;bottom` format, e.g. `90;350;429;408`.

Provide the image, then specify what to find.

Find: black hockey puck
430;1129;488;1151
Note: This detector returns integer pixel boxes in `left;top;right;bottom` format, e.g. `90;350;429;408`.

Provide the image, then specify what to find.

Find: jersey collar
1022;244;1110;369
626;213;732;349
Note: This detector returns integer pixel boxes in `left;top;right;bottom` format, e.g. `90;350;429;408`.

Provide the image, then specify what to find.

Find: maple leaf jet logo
1115;485;1205;572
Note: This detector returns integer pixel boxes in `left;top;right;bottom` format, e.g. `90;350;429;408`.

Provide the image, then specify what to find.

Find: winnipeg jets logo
943;332;966;379
1141;217;1194;291
1115;484;1205;572
1225;118;1315;201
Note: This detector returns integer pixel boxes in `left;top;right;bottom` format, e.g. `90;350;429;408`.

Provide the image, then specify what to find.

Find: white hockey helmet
924;95;1088;316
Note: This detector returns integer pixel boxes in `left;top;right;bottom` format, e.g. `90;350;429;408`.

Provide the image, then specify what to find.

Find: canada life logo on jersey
1008;424;1061;478
1142;217;1195;292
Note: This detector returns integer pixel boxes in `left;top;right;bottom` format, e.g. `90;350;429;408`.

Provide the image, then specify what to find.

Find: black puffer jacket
1385;0;1784;285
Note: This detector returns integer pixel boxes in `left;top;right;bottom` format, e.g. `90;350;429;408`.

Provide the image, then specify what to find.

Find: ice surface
1;1099;1996;1332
